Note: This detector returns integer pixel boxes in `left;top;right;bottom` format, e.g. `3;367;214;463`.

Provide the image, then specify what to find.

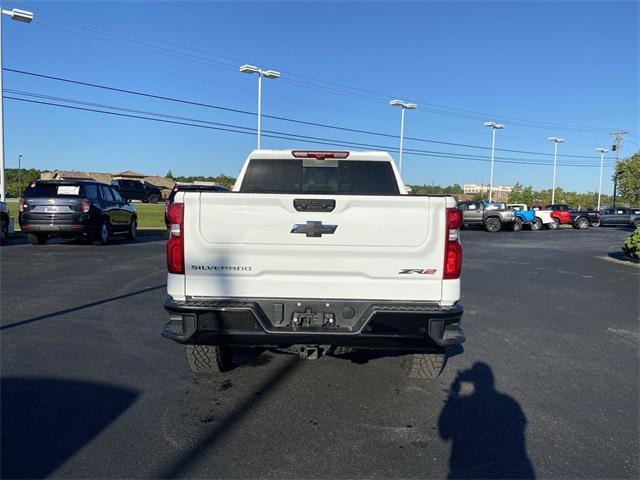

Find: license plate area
292;308;336;328
257;300;368;332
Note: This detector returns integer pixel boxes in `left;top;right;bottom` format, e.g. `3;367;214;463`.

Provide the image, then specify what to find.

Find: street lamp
483;121;505;202
18;154;22;195
547;136;565;204
239;64;280;150
0;8;33;202
389;99;417;175
595;147;608;212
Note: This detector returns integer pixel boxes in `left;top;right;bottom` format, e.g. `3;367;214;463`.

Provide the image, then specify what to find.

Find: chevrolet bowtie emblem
291;221;338;238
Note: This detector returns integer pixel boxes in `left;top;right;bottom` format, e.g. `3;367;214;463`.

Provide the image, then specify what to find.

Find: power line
4;68;612;161
20;4;620;133
5;94;614;168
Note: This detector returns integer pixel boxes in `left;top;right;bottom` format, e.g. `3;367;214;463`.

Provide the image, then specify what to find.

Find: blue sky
4;0;639;193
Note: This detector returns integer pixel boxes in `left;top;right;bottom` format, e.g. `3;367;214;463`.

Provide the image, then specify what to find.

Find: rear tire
634;219;640;229
484;217;502;232
148;194;160;204
512;219;523;232
93;219;110;245
401;352;446;379
531;218;543;231
574;217;589;230
28;234;47;245
185;345;234;374
0;215;8;243
548;218;560;230
127;218;137;240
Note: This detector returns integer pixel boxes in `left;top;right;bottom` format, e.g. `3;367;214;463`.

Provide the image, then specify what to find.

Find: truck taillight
444;207;463;279
167;203;184;274
292;150;349;159
19;197;25;212
81;198;90;213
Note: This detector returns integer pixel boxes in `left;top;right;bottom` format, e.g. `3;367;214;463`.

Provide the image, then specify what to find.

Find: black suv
111;179;162;203
19;180;138;245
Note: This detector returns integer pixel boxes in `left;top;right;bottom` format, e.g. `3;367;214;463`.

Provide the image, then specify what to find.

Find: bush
622;229;640;262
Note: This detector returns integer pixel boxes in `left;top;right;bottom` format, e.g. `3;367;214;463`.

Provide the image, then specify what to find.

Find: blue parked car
508;204;544;231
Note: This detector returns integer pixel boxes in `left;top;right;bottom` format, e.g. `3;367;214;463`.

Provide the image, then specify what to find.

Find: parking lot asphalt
1;227;638;479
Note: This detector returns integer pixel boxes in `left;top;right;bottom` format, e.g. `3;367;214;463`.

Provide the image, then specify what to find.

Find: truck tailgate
182;193;447;302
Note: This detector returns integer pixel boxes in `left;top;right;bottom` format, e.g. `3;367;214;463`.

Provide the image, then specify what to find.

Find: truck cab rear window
239;159;400;195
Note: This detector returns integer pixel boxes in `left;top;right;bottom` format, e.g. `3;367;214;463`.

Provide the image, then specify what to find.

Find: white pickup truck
162;150;465;378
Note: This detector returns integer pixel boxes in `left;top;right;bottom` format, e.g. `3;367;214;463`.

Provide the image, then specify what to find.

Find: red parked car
545;204;573;225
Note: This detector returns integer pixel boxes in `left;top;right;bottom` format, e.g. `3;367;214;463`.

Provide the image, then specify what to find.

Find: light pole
0;8;33;202
595;147;608;211
547;136;565;204
239;64;280;150
18;153;22;195
389;99;417;175
483;121;505;202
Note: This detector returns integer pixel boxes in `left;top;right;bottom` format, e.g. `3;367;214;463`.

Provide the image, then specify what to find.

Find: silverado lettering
191;265;252;271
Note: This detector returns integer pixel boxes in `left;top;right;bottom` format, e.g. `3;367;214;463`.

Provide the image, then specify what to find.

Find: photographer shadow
438;362;535;479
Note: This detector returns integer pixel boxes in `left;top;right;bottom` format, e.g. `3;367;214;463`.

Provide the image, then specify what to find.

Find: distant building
43;170;176;199
463;183;513;202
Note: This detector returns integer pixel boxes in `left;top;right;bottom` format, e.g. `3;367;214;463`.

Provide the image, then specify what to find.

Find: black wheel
531;218;543;231
574;217;589;230
0;215;8;243
634;219;640;229
127;217;137;240
94;219;110;245
185;345;234;374
512;219;523;232
484;217;502;232
28;234;47;245
547;218;560;230
148;194;160;204
401;351;446;379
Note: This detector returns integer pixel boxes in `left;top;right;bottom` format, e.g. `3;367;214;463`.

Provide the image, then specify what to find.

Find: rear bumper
19;214;92;234
162;297;464;351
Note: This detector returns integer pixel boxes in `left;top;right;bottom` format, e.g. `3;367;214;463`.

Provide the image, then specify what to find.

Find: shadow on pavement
1;230;167;247
341;344;464;364
0;284;166;331
438;362;535;479
1;377;138;479
155;357;300;478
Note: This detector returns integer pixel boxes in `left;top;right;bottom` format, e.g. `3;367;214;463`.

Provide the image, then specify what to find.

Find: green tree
165;170;174;180
508;182;524;203
615;151;640;205
4;167;41;197
522;186;535;206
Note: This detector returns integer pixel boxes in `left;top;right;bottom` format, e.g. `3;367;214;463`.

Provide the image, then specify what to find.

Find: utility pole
0;8;34;202
389;100;417;176
610;130;629;209
18;154;22;195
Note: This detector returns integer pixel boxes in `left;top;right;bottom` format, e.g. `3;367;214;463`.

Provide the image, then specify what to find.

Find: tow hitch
297;345;331;360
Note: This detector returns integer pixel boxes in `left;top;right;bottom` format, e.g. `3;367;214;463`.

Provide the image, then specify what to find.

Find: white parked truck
162;150;465;378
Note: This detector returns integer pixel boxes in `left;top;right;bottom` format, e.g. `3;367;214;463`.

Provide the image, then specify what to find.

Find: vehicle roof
247;149;395;162
31;179;106;185
171;184;229;192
